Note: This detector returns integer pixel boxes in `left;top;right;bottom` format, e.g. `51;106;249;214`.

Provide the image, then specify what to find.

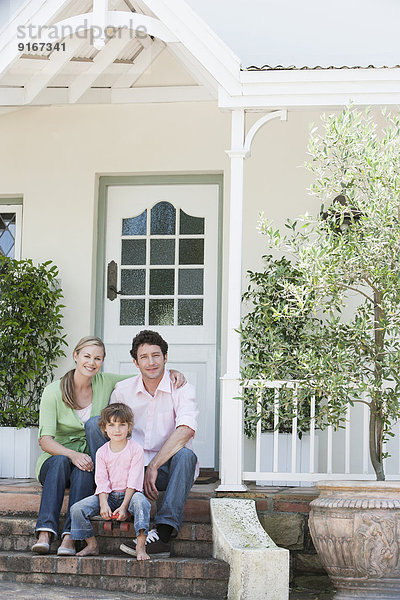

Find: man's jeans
35;455;95;539
85;416;197;533
70;491;151;540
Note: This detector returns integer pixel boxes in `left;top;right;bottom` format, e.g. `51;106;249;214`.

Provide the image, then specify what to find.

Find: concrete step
0;551;229;599
0;516;213;558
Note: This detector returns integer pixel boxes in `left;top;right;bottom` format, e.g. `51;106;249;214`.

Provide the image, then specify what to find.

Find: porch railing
241;379;400;484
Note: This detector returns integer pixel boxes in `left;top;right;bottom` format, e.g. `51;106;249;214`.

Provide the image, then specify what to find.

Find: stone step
0;516;213;558
0;551;229;599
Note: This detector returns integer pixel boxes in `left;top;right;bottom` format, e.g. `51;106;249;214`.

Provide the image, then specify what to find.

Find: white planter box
0;427;41;478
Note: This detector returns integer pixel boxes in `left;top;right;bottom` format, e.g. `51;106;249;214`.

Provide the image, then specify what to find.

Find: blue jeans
35;455;95;539
70;491;151;540
85;416;197;533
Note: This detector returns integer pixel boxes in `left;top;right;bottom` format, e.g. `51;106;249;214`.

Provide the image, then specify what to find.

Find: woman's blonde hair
60;336;106;409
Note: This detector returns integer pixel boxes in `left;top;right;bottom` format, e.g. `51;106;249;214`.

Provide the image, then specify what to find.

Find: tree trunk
371;292;385;481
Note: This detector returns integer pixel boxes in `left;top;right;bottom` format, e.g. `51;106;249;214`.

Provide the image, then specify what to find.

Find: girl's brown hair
60;336;106;409
98;403;134;437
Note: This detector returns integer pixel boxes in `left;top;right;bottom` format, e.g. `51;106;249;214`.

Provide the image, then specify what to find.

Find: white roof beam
138;0;242;95
69;29;133;103
0;0;73;78
24;37;87;104
0;85;212;105
112;39;165;88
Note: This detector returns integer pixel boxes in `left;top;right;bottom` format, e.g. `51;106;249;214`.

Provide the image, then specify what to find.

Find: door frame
95;173;224;469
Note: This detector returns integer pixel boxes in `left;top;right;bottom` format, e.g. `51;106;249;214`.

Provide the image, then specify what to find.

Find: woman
31;336;184;555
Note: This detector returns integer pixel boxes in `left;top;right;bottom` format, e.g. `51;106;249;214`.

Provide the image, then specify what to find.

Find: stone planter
309;480;400;599
0;427;41;478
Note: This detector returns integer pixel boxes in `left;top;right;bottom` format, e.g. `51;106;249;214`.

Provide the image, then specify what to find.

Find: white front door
103;182;220;468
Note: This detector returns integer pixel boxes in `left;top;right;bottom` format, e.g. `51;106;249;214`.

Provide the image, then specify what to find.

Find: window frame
0;203;23;259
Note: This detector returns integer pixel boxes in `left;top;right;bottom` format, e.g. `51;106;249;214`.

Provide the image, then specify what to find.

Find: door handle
107;260;122;300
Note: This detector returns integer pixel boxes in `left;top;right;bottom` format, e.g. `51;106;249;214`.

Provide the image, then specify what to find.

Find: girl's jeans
70;491;151;540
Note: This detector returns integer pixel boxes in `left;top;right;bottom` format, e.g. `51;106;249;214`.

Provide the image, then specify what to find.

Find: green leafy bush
239;254;317;437
0;256;66;427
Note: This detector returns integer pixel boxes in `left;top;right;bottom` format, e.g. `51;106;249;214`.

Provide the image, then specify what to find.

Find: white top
75;403;92;424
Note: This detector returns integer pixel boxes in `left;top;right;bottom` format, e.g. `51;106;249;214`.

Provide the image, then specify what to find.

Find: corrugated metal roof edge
245;64;400;71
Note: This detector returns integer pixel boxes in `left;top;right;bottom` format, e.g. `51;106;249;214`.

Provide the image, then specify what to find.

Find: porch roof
0;0;399;111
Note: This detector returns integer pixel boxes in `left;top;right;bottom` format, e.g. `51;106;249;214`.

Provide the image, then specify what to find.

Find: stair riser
0;572;228;598
0;554;229;599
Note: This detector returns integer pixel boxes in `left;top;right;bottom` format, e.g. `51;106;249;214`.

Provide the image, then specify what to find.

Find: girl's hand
100;503;112;520
70;451;94;472
169;369;186;388
115;506;128;521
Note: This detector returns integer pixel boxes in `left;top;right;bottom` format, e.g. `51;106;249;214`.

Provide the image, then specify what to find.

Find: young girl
70;403;151;560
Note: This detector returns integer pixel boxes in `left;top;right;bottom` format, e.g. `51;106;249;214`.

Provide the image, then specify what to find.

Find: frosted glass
179;239;204;265
180;209;204;234
121;269;145;295
120;299;145;326
150;239;175;265
149;299;174;326
151;202;176;235
150;269;174;295
178;299;203;325
178;269;203;295
121;239;146;265
122;210;147;236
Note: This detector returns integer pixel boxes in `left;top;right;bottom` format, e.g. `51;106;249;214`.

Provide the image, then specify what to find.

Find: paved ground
0;581;336;599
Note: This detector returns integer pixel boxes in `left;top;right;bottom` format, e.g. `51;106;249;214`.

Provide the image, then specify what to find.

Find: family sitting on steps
31;329;199;560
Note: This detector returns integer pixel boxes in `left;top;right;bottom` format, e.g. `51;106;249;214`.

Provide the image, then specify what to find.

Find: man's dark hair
130;329;168;361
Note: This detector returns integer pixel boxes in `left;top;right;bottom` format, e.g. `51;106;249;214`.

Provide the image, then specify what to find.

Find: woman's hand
169;369;186;388
70;451;94;472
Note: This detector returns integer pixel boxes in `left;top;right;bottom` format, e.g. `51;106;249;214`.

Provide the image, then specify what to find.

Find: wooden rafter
69;28;132;102
24;37;87;104
112;38;165;88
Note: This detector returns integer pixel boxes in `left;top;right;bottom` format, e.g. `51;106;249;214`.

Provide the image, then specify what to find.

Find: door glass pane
178;299;203;325
122;210;147;236
178;269;203;295
180;209;204;234
151;202;176;235
121;269;145;295
120;299;145;325
0;213;16;258
150;269;174;295
150;239;175;265
149;299;174;326
179;239;204;265
121;239;146;265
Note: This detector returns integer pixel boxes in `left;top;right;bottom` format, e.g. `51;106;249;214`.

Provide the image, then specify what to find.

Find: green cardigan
36;372;130;479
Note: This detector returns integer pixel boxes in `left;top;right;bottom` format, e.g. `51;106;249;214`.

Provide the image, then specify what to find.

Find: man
86;330;199;557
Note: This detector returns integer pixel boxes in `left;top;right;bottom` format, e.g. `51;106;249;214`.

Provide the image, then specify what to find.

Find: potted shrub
256;106;400;598
0;256;66;477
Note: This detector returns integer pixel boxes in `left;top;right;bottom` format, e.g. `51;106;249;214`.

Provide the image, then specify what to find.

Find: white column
217;109;247;492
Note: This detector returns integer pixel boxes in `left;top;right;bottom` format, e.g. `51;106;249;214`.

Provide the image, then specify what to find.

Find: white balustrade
242;380;400;484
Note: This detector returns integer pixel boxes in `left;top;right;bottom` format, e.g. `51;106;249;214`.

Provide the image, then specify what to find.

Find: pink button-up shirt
95;438;144;494
110;369;199;477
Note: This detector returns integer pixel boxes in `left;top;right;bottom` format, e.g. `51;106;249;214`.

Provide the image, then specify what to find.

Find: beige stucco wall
0;102;322;377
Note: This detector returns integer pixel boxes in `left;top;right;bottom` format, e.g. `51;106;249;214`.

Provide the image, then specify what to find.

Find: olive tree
257;106;400;480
